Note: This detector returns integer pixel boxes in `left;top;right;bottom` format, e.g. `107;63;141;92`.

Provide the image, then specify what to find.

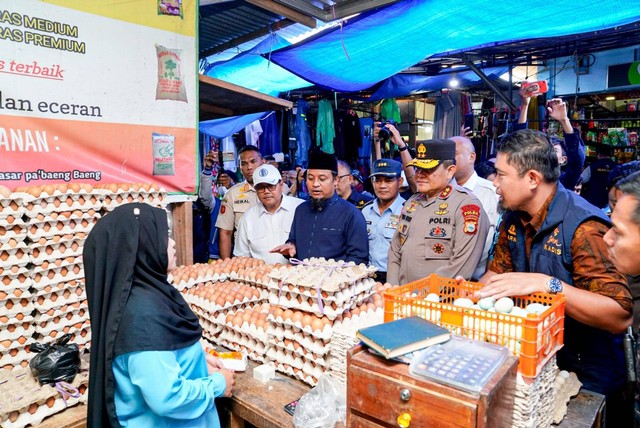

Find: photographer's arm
387;124;417;193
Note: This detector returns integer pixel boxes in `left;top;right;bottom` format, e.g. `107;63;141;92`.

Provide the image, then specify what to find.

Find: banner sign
607;61;640;89
0;0;197;193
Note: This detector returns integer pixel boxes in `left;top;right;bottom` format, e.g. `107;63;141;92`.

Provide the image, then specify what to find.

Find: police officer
387;139;489;285
362;159;405;284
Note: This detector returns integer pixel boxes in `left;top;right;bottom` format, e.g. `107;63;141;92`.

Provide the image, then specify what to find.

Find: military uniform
347;189;374;209
214;182;257;239
387;184;489;285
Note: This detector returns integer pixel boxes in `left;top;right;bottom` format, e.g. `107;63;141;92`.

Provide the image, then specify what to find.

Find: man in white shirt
450;136;500;279
234;164;303;264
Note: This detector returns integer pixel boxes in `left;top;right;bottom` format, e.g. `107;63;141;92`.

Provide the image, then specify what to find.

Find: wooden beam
246;0;316;28
199;102;234;117
172;202;193;266
199;75;293;109
199;19;295;58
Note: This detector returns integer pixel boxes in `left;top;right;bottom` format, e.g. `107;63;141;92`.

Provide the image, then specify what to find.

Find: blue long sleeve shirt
113;341;226;428
288;193;369;264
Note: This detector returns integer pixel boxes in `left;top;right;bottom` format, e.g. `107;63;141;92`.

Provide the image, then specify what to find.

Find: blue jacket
502;184;625;394
288;193;369;264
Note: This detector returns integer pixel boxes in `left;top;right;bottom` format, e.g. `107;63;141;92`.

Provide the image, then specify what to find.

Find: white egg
425;293;440;303
525;303;547;315
453;297;474;308
494;297;514;314
478;297;496;310
510;307;529;317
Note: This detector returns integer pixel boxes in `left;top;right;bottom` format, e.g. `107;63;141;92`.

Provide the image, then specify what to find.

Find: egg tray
229;267;275;288
0;346;33;370
267;311;333;341
217;336;266;364
328;331;361;383
0;242;30;269
29;240;84;265
220;318;270;343
1;268;31;291
268;258;377;293
0;321;35;343
271;339;331;367
170;271;230;292
102;192;167;211
33;300;87;322
0;334;34;353
0;288;31;304
33;286;85;311
184;284;267;314
35;321;91;346
30;265;84;290
31;258;84;278
269;277;377;305
26;216;97;240
0;313;34;328
271;359;322;387
0;224;27;244
29;208;100;224
0;297;35;319
199;317;223;340
267;325;330;356
35;309;88;334
0;197;26;219
20;193;102;216
0;359;88;428
268;287;374;320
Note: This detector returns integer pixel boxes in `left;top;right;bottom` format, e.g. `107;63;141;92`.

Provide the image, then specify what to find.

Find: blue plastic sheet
199;112;268;139
268;0;640;91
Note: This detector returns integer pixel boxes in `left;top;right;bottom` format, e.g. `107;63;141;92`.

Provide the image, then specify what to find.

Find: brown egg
8;411;19;422
311;318;324;332
45;397;55;408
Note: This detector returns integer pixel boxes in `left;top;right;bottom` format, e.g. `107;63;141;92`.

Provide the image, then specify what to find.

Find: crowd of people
83;94;640;426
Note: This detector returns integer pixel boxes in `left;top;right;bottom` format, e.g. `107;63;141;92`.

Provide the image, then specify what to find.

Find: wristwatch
547;277;563;294
398;145;408;152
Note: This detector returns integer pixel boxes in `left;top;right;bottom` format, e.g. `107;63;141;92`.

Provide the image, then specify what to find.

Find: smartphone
463;113;474;131
284;399;299;416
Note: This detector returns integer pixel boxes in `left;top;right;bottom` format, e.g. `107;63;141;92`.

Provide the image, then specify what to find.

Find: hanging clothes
432;91;462;139
380;98;401;123
244;120;263;146
316;98;336;154
295;99;312;166
334;109;362;162
259;113;281;156
359;117;373;159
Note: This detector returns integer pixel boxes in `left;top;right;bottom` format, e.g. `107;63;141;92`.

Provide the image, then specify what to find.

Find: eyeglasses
255;183;278;192
337;174;351;181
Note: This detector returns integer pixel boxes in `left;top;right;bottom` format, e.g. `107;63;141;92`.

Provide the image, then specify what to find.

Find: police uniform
386;139;489;286
214;182;257;239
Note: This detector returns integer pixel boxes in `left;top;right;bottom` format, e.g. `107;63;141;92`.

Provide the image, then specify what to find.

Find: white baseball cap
253;164;281;186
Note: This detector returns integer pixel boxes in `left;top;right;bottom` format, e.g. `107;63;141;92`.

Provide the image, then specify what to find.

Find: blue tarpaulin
368;67;510;101
203;34;312;96
199;112;268;139
268;0;640;92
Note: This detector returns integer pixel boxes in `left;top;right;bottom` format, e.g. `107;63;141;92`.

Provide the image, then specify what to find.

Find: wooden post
172;201;193;266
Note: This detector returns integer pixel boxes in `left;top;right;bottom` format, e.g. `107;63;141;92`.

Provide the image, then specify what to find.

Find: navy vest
502;184;625;394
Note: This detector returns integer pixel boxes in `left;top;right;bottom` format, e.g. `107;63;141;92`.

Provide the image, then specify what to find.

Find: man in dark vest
476;129;633;426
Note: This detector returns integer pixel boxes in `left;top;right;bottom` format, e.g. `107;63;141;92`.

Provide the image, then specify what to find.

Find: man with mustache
270;152;368;264
387;139;489;285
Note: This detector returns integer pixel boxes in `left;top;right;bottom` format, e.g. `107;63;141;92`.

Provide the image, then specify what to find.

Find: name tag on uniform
386;214;399;229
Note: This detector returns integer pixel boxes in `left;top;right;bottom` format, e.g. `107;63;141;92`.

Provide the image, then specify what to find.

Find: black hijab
84;203;202;427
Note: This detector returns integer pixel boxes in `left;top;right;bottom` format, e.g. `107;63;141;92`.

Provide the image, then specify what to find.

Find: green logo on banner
629;62;640;85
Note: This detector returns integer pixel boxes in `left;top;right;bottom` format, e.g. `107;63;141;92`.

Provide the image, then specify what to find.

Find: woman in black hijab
84;203;233;427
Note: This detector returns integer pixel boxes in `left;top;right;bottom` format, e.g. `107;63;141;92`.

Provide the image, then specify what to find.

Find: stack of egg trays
0;192;35;371
97;183;168;212
19;186;102;350
217;304;272;363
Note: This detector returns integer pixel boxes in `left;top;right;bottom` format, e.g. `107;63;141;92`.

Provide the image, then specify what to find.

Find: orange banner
0;115;196;193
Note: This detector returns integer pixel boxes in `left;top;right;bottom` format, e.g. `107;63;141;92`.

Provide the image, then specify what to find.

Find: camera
377;120;396;142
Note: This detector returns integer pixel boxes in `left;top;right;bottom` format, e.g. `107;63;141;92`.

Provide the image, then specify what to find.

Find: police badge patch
461;204;480;235
432;243;445;254
429;226;447;238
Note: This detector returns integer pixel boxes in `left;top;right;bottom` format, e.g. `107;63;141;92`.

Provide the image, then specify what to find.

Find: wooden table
217;359;311;428
555;389;605;428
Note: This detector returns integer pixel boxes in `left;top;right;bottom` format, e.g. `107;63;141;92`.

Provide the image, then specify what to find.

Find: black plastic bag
29;334;80;385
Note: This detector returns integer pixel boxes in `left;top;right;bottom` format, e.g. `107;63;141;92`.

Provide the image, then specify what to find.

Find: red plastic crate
383;274;565;378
